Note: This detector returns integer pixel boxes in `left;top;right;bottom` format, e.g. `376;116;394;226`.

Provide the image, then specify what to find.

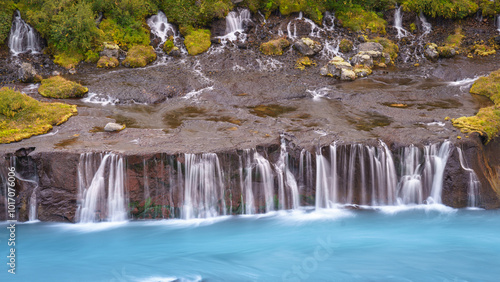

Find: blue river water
1;206;499;281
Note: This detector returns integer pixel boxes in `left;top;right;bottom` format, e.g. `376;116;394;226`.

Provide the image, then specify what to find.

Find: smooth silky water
1;208;499;281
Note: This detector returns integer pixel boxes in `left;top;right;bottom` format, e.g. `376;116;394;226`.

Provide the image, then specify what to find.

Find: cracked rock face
293;37;323;56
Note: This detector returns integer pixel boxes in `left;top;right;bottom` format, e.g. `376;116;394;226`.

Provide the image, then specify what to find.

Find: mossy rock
452;69;500;143
470;70;500;105
184;28;211;56
339;39;353;53
38;76;88;99
97;56;120;68
370;37;399;61
295;57;316;70
0;87;77;143
122;45;157;68
452;106;500;143
260;38;290;56
163;38;175;53
438;46;456;58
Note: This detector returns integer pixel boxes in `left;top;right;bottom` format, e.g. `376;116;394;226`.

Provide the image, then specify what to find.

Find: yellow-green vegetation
337;5;386;34
401;0;478;19
479;0;500;17
370;37;399;61
0;87;77;143
99;18;150;49
53;51;84;69
0;0;15;45
122;45;157;67
183;28;211;56
339;39;353;53
295;57;316;70
163;37;175;53
38;76;88;99
445;28;464;48
472;44;496;56
409;23;416;32
452;70;500;143
260;38;290;55
97;56;120;68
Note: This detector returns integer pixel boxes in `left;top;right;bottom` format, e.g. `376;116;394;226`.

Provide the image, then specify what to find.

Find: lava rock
358;42;384;53
18;62;38;83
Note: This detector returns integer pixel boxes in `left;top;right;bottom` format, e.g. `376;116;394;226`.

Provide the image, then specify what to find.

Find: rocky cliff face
1;136;498;223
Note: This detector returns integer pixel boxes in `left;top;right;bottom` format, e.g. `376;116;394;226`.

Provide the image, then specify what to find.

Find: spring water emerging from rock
8;10;42;55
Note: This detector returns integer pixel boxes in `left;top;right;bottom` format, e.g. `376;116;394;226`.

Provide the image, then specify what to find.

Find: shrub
0;1;15;45
337;5;386;34
401;0;478;19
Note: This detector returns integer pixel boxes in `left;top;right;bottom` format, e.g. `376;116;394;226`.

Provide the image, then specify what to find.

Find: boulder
122;45;157;68
358;42;384;53
321;56;353;78
97;56;119;68
38;76;88;99
424;43;439;61
351;53;373;68
104;123;125;132
260;38;290;55
341;69;356;81
18;63;38;83
100;42;120;58
293;37;323;56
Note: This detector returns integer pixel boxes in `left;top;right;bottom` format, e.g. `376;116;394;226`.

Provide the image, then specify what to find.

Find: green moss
184;28;211;56
452;69;500;143
97;56;119;68
0;87;77;143
470;70;500;105
163;38;175;53
53;51;84;69
38;76;88;99
453;106;500;143
339;39;353;53
122;45;157;67
370;37;399;61
337;5;386;34
295;56;316;70
445;28;464;48
437;46;456;58
409;23;416;32
260;38;290;55
479;0;500;17
84;50;100;63
473;44;496;56
249;104;296;117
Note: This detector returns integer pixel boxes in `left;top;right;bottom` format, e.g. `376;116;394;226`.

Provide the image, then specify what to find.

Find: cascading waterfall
223;9;252;42
457;148;481;207
182;153;226;219
419;13;432;38
427;141;452;204
398;145;424;204
147;11;177;45
275;135;300;210
394;6;409;39
497;15;500;33
77;153;127;223
8;10;42;55
253;152;276;213
323;11;335;31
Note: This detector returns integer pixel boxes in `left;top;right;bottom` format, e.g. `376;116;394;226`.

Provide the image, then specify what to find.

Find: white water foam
306;87;331;100
82;92;119;106
8;10;41;55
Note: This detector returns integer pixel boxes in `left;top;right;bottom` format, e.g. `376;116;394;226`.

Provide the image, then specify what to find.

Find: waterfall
394;6;409;39
220;9;252;42
427;141;452;204
457;148;481;207
147;11;176;45
323;11;335;31
497;15;500;33
8;10;41;55
77;153;127;223
182;153;226;219
253;152;275;213
239;149;255;214
275;135;299;210
398;145;424;204
419;13;432;37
